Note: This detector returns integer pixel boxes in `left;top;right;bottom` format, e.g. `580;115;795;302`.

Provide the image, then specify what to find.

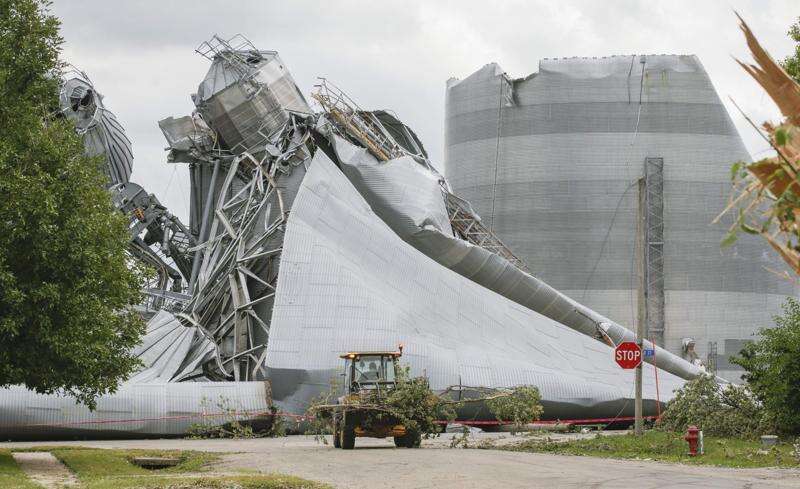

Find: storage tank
444;55;797;381
194;36;312;155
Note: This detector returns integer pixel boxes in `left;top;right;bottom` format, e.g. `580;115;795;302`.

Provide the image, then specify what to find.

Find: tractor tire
394;431;421;448
340;415;356;450
332;416;341;448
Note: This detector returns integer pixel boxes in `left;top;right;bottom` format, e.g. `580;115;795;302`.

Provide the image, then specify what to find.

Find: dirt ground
11;451;79;488
4;434;800;489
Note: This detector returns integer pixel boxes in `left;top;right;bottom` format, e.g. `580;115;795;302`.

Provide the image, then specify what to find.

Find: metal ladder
312;78;405;161
445;193;529;272
195;34;278;94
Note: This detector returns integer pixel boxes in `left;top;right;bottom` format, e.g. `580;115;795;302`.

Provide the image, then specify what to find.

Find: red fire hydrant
684;425;700;456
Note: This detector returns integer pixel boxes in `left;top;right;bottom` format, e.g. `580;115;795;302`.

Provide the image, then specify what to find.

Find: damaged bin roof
0;35;705;440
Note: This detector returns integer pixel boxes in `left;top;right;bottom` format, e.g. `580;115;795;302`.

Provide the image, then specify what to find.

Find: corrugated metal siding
0;382;269;440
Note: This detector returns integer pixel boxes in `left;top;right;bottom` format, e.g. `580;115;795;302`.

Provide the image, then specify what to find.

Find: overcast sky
53;1;798;222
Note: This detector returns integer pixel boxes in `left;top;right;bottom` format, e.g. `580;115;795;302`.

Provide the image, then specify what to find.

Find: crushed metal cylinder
0;35;723;440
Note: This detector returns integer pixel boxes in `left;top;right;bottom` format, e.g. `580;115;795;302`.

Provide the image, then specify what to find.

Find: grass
501;430;800;468
0;449;39;489
10;446;330;488
48;446;216;474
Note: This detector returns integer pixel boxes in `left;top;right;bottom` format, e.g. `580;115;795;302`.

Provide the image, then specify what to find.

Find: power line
580;180;637;302
489;74;505;232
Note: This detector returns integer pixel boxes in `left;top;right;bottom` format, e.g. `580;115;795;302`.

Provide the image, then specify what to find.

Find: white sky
53;1;798;222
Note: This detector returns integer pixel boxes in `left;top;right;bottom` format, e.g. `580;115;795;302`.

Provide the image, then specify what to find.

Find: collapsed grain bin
0;45;721;440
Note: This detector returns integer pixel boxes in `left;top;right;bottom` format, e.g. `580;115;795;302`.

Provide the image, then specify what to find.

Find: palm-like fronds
719;14;800;277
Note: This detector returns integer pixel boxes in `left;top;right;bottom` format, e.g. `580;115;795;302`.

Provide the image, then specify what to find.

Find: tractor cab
339;348;402;395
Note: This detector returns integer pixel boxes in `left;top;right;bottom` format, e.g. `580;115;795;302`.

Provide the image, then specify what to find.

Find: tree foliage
0;0;144;408
719;16;800;277
486;385;543;433
309;368;456;442
658;375;767;438
782;18;800;83
732;298;800;436
185;396;287;439
186;397;258;439
380;370;454;439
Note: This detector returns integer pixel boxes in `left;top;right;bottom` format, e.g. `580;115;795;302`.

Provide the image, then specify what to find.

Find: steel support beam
188;158;221;293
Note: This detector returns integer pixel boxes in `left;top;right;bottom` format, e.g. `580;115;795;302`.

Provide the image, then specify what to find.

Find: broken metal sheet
170;38;318;382
158;115;217;164
0;311;267;440
334;135;453;236
330;132;703;381
265;149;685;420
312;78;529;270
366;110;429;159
127;310;217;383
0;382;270;441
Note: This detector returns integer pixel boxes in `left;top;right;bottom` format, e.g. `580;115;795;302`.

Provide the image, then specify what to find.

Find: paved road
3;434;800;488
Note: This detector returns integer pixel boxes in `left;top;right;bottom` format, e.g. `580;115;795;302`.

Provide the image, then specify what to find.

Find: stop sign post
614;340;644;435
614;341;642;369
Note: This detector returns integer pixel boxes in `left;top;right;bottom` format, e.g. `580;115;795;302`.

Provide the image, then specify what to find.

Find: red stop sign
614;342;642;369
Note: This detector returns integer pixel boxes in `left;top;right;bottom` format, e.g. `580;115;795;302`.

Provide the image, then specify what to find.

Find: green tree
783;18;800;83
658;375;766;438
0;0;144;408
732;298;800;437
486;385;543;433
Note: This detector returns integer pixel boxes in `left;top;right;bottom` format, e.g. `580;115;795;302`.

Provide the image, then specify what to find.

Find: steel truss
179;151;287;381
643;157;665;346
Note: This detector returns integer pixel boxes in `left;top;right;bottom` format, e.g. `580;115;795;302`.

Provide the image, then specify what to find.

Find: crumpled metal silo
445;55;798;381
58;66;133;185
193;35;312;155
0;43;719;441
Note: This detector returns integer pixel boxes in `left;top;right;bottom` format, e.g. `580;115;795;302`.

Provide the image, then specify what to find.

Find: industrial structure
0;41;739;439
445;56;797;381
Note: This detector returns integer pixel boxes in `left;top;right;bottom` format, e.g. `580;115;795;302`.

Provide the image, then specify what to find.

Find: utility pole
635;177;645;436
